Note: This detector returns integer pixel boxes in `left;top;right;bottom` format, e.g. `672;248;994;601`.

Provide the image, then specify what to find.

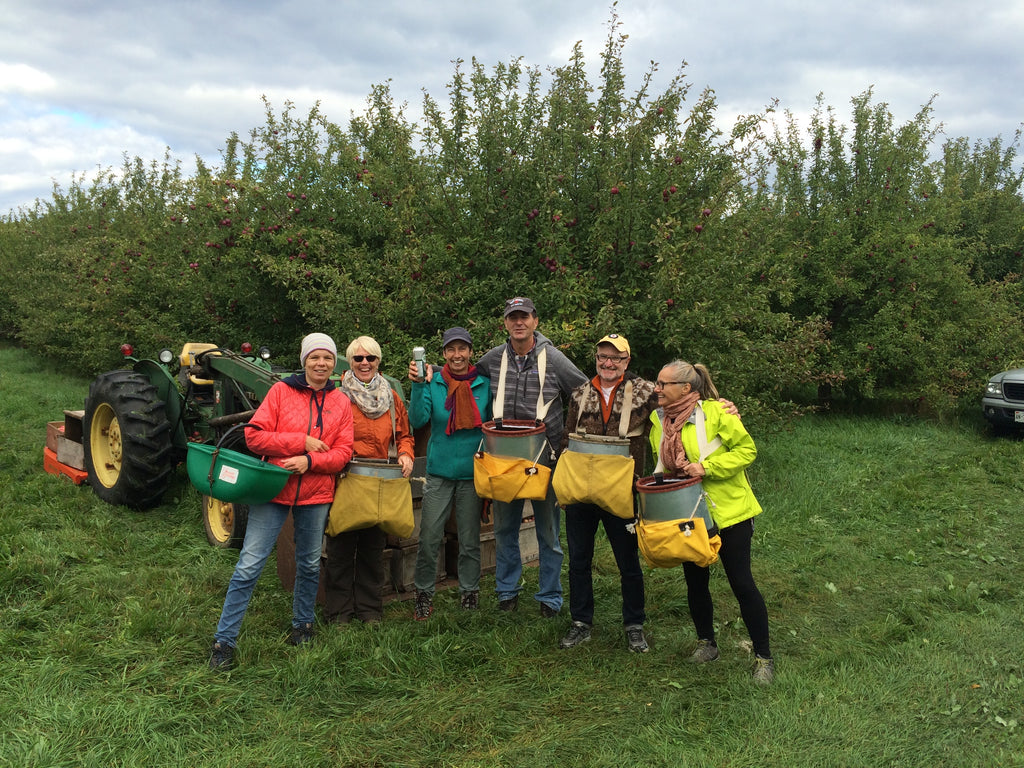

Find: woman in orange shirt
323;336;415;624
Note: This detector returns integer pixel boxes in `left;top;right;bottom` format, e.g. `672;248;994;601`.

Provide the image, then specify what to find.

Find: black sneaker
498;595;519;612
625;624;649;653
539;602;559;619
209;641;234;670
460;591;479;610
559;621;592;649
414;591;434;621
287;622;316;646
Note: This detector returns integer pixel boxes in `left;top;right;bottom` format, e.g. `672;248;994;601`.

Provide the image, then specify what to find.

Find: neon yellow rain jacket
648;400;762;529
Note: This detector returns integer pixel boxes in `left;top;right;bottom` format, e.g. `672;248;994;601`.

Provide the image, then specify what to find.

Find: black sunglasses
352;355;378;363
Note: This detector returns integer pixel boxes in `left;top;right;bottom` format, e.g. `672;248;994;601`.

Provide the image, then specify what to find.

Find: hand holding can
412;346;426;380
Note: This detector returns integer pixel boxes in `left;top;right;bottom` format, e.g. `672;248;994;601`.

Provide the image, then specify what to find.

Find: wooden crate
447;520;538;578
389;537;446;593
56;410;85;470
46;421;64;453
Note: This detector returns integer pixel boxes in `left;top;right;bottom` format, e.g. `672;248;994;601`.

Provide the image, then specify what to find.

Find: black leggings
682;518;770;658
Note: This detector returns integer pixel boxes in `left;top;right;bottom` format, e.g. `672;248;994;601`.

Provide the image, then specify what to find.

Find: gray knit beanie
300;333;338;366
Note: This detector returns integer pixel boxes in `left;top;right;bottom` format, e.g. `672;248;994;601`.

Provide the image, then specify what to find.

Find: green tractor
81;342;404;548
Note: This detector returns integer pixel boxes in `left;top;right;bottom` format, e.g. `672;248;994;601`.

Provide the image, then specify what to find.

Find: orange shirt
350;390;415;460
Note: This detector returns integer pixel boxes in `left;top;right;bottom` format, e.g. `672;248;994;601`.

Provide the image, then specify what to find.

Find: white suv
983;367;1024;432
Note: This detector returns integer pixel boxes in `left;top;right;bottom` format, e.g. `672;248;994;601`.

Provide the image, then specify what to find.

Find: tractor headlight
158;348;175;365
259;346;272;360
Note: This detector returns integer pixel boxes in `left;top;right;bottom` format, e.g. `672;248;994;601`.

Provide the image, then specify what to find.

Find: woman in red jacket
209;333;354;671
323;335;415;624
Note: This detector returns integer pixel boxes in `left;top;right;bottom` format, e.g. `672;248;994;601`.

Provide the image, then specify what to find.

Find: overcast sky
2;0;1022;215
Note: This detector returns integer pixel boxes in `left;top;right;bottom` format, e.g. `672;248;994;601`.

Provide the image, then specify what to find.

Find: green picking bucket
186;423;291;504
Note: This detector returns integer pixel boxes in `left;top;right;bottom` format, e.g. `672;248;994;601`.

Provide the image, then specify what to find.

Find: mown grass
2;343;1023;767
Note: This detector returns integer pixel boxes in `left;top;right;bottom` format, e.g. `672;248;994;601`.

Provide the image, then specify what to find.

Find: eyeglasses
654;380;686;389
596;354;628;364
352;355;378;363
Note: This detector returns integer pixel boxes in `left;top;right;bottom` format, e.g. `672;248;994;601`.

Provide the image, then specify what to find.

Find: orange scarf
443;364;483;435
659;391;701;473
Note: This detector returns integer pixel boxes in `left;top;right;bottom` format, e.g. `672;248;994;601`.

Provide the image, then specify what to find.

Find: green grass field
2;344;1023;767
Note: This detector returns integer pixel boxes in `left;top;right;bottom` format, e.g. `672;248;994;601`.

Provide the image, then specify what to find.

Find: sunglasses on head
352;355;378;363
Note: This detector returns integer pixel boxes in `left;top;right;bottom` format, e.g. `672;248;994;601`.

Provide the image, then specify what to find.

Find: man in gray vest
476;297;588;616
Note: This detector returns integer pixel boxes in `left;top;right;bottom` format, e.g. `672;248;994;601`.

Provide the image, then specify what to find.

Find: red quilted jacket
246;376;354;505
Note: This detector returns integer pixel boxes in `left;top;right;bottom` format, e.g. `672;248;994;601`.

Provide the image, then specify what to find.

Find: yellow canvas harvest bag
326;462;414;538
552;443;635;519
473;351;554;503
636;514;721;569
552;380;639;519
636;403;725;568
473;451;552;502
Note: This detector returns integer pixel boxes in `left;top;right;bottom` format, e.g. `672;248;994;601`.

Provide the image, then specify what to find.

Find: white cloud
1;0;1022;213
0;62;56;94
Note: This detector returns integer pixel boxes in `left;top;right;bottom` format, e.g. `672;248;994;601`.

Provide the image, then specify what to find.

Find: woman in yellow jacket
650;359;773;684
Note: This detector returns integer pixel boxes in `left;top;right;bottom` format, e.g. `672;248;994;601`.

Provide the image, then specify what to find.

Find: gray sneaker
625;624;649;653
691;638;720;663
559;621;592;649
753;656;775;685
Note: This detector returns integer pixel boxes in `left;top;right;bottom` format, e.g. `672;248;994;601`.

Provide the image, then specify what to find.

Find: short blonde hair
346;335;382;363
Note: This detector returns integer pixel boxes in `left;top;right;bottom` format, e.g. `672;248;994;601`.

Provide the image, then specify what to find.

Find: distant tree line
2;16;1022;425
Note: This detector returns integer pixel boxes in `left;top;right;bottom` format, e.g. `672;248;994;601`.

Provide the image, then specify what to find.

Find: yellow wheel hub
204;496;236;544
90;403;123;488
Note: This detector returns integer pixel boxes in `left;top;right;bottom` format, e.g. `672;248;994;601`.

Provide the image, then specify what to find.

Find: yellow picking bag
636;514;721;569
553;381;639;519
552;448;635;519
326;464;414;538
473;452;552;502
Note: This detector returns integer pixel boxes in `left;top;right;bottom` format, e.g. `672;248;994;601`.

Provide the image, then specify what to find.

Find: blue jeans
414;475;482;596
214;501;329;647
564;502;645;627
492;483;563;610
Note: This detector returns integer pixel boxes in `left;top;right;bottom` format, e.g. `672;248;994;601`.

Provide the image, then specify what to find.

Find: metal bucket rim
482;419;546;437
347;458;406;478
635;474;703;494
568;432;630;445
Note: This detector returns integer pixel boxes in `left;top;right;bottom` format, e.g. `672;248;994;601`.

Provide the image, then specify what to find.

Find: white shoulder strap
534;346;553;420
495;345;553;422
575;378;632;438
616;379;633;439
695;403;723;462
494;348;509;420
574;386;591;432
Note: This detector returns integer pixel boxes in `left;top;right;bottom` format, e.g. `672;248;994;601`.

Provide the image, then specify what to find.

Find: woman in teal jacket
407;327;492;618
651;359;773;684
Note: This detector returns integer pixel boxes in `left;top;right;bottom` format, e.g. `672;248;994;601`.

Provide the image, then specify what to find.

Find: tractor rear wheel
203;496;249;548
83;371;173;509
